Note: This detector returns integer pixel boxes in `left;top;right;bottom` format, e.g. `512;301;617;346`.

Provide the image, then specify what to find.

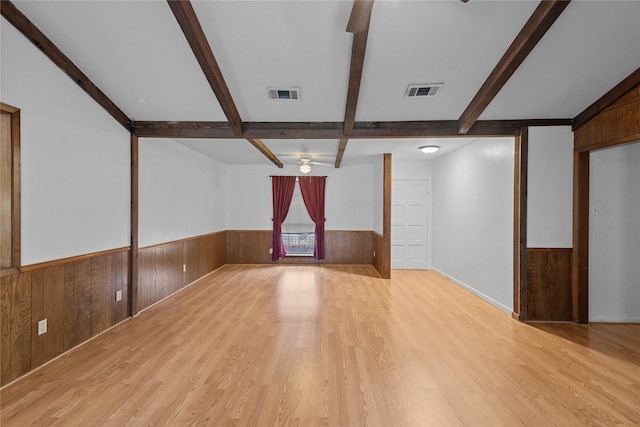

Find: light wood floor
1;265;639;426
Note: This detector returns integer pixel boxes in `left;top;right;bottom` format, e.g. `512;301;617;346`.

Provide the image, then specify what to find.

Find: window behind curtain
281;181;315;256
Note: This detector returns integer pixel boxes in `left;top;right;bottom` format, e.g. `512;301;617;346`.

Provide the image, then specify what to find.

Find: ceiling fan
298;158;333;174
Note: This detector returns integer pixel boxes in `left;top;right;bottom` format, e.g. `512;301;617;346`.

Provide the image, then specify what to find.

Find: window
282;180;315;256
1;103;20;276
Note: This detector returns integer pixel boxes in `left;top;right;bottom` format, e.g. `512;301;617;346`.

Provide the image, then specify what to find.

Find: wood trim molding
139;231;226;252
513;127;528;321
0;103;21;277
381;154;392;279
457;0;571;134
572;151;589;324
130;135;139;317
0;1;131;131
20;247;130;272
573;67;640;131
166;0;243;136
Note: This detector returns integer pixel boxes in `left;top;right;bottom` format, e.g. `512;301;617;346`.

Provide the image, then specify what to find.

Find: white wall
431;138;515;313
225;163;373;231
1;19;131;265
589;142;640;322
527;127;573;247
138;139;226;247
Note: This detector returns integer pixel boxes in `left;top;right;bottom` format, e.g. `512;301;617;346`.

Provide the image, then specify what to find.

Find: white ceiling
6;0;640;167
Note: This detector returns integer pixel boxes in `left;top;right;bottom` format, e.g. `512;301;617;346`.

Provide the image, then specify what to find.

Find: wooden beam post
572;150;589;323
513;127;528;321
130;135;139;316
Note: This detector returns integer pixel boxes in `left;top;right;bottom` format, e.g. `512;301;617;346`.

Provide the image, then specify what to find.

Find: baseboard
589;317;640;323
431;267;513;315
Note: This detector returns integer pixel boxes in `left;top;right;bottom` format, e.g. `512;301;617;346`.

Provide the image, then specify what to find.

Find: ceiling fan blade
346;0;374;33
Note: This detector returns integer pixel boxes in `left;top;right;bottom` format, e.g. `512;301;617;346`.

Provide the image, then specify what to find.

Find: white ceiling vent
405;83;443;98
267;87;301;101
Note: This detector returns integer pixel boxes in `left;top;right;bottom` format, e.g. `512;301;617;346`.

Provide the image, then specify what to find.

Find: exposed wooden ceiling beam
335;138;349;168
573;67;640;131
133;119;571;139
167;0;243;136
1;1;131;131
344;1;374;136
457;0;571;134
246;139;283;168
346;0;375;34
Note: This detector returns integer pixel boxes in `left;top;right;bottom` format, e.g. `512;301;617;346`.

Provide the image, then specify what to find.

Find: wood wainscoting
526;248;572;321
0;248;130;387
137;231;226;313
226;230;374;265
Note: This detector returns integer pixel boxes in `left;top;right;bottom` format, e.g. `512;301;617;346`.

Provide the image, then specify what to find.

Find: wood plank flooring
1;265;639;426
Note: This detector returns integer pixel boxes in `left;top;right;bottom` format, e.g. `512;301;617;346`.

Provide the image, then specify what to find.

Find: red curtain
299;176;326;260
272;176;296;261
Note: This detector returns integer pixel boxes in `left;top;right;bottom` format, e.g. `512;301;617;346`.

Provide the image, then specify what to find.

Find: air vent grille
267;87;301;101
405;83;443;98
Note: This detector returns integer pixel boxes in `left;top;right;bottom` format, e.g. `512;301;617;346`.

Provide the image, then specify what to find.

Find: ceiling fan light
420;145;440;154
299;163;311;174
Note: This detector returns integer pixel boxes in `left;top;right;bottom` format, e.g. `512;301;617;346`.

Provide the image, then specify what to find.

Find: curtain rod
268;175;328;178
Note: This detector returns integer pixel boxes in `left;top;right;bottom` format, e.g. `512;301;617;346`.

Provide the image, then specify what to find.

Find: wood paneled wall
574;86;640;152
0;248;129;387
226;230;374;265
526;248;572;321
137;231;226;312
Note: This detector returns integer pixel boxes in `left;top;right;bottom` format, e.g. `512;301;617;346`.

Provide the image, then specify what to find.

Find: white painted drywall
431;138;515;313
138;138;226;247
589;142;640;322
225;163;373;231
392;160;433;181
527;127;573;248
1;20;130;265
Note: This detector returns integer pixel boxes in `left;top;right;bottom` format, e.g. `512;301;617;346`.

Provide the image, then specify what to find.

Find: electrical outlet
115;290;123;302
269;248;273;254
183;264;187;272
38;319;47;336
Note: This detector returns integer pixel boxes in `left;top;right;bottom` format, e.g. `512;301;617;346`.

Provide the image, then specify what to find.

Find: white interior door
392;180;428;269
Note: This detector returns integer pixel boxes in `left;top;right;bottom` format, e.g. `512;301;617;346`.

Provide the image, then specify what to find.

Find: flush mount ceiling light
420;145;440;154
299;159;312;174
